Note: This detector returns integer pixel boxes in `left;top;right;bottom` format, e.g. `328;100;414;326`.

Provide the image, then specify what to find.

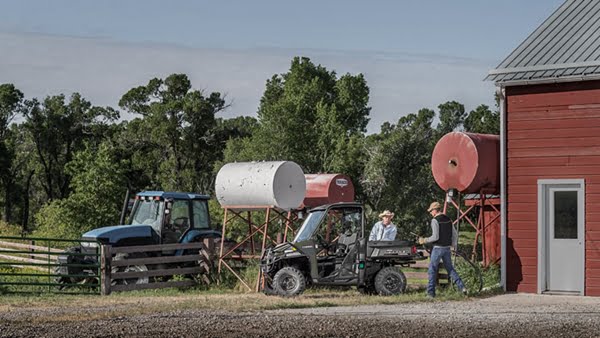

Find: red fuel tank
302;174;355;208
431;132;500;194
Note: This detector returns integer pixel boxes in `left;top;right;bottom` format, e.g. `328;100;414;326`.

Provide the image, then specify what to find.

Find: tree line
0;56;499;240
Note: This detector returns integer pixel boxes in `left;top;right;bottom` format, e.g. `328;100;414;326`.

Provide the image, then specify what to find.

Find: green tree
435;101;466;138
34;142;126;239
464;104;500;134
2;124;38;230
225;57;370;194
119;74;227;193
0;84;24;223
361;108;441;237
22;93;118;201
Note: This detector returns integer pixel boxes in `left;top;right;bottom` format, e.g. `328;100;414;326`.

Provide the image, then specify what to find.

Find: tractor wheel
54;247;92;290
273;266;306;297
374;266;407;296
111;253;149;285
191;248;214;285
54;265;77;290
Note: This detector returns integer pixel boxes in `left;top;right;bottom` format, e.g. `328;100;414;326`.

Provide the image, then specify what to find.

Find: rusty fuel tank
431;132;500;194
301;174;355;208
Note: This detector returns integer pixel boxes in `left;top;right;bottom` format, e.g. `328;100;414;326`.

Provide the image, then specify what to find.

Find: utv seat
336;231;357;257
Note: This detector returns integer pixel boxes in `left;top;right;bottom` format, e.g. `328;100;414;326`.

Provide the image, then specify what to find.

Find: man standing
369;210;397;241
418;202;467;297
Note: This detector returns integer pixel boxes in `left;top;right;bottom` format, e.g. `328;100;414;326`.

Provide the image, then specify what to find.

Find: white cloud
0;31;496;133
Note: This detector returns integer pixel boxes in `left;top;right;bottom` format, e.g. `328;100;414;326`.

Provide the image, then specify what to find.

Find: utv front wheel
273;267;306;297
374;267;407;296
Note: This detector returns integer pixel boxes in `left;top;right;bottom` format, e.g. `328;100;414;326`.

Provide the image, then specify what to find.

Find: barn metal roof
486;0;600;86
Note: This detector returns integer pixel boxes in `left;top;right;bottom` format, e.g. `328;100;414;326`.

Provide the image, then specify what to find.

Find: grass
0;280;503;321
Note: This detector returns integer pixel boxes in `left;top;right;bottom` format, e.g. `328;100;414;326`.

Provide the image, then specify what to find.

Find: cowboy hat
378;210;395;218
427;202;441;212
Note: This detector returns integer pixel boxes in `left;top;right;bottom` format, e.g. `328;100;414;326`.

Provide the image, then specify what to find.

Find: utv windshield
293;210;325;243
129;199;165;233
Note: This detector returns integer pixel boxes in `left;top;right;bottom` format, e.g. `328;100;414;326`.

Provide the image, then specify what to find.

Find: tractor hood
81;225;155;245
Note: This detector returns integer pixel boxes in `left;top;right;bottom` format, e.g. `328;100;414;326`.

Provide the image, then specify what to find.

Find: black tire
262;279;277;296
111;252;149;285
54;247;93;290
273;266;306;297
374;266;407;296
54;265;75;290
452;251;483;294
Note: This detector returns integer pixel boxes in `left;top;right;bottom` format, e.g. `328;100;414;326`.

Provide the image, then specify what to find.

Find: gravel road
1;293;599;337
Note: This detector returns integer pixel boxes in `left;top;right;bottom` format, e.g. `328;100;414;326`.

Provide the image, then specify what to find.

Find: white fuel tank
215;161;306;210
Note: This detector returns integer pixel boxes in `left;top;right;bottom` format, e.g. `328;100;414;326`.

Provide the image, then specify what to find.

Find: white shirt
369;221;397;241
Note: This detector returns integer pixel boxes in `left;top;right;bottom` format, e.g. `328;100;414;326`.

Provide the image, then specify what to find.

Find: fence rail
0;236;101;294
2;236;451;295
101;240;213;295
406;252;450;288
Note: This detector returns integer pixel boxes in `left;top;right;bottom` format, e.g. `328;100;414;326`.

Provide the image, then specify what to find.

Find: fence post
203;238;215;260
101;245;112;296
30;240;35;260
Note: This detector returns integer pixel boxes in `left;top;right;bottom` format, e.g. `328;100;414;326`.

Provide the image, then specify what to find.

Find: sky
0;0;565;132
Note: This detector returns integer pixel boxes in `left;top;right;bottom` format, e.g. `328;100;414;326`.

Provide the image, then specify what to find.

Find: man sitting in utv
369;210;397;241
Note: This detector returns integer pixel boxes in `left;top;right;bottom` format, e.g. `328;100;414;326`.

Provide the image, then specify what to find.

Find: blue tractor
56;191;222;286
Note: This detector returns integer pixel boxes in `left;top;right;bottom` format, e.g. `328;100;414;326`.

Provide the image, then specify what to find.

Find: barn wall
506;80;600;296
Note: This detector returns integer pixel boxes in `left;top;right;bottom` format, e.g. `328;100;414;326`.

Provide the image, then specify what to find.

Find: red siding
506;80;600;296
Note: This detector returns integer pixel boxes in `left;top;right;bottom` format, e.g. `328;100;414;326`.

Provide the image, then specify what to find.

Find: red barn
487;0;600;296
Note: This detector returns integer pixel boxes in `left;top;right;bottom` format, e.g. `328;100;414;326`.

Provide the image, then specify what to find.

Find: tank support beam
444;192;501;267
217;206;298;292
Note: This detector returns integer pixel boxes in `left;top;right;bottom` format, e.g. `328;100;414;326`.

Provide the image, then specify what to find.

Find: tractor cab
129;191;214;244
80;191;220;247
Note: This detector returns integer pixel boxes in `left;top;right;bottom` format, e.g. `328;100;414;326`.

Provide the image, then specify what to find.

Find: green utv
260;202;422;297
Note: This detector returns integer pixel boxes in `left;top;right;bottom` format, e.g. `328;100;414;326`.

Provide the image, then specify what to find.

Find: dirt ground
1;293;600;337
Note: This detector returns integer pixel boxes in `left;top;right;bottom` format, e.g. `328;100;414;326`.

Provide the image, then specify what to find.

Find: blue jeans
427;246;465;297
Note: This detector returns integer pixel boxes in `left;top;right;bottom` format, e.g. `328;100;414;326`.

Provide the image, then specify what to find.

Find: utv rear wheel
273;266;306;297
374;267;407;296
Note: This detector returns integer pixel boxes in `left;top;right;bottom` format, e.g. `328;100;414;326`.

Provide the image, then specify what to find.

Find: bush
0;221;22;237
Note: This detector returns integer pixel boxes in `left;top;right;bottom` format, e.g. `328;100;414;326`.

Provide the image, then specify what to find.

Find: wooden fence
1;237;445;294
405;252;449;289
0;240;63;271
101;240;214;295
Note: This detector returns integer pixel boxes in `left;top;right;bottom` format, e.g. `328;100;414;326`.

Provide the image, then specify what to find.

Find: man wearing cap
418;202;467;297
369;210;397;241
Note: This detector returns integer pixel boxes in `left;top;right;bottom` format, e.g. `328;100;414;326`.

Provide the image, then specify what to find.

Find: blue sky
0;0;565;132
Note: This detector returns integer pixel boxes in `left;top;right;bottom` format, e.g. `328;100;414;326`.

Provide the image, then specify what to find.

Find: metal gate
0;236;101;294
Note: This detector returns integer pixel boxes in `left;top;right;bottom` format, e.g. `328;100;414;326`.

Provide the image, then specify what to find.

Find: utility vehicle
260;202;422;296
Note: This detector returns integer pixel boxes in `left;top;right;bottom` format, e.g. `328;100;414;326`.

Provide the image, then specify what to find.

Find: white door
538;180;585;294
